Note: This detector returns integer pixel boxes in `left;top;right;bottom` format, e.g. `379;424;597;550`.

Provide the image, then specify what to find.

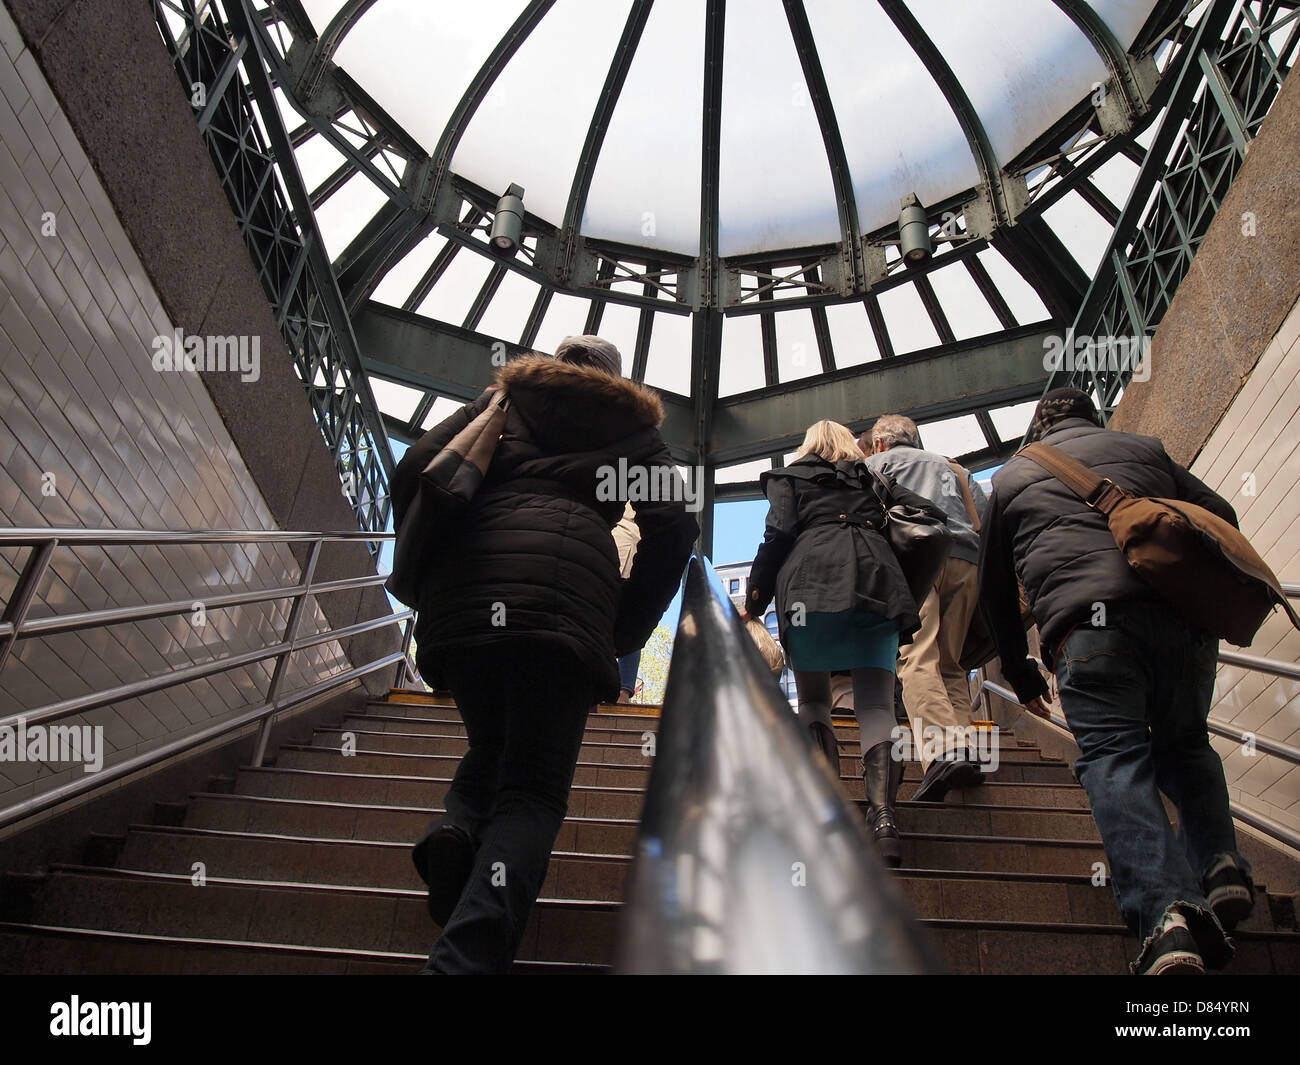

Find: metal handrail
618;557;943;974
0;527;420;831
970;670;1300;852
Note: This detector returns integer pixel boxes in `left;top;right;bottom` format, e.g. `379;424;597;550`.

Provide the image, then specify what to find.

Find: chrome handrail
970;669;1300;852
618;556;943;974
0;527;421;831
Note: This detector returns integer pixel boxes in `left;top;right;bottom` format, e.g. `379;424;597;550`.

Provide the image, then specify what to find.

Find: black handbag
386;389;510;607
868;468;953;604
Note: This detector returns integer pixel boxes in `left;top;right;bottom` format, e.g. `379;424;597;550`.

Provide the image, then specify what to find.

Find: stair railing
0;527;418;832
969;582;1300;851
617;556;944;974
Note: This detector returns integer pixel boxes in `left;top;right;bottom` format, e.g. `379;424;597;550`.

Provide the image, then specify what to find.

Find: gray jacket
864;445;987;565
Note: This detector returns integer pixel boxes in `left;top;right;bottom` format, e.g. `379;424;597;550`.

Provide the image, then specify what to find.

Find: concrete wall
0;1;396;814
1109;60;1300;845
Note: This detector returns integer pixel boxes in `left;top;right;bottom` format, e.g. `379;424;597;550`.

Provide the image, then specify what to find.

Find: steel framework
154;0;395;553
1039;0;1300;422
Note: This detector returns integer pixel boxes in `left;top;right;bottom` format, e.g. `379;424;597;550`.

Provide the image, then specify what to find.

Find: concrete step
115;825;628;899
183;791;1102;849
20;866;621;965
273;745;1076;788
325;724;1044;768
183;793;640;854
18;867;1296;975
233;765;1090;818
0;924;597;974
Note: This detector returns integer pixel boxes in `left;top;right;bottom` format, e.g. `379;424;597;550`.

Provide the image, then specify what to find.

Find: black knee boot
862;740;903;868
808;721;840;775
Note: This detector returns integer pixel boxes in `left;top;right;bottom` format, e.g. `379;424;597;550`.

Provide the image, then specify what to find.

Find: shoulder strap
948;460;980;532
1018;442;1125;512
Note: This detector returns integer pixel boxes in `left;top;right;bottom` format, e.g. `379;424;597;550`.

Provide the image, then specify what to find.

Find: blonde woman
740;420;943;866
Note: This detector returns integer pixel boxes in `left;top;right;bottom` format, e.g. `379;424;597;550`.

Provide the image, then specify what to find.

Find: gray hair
870;414;922;450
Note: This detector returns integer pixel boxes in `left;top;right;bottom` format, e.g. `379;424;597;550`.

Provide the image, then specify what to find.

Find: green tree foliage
632;625;675;705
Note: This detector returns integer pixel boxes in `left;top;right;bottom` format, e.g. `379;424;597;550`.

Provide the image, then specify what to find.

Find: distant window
729;579;740;593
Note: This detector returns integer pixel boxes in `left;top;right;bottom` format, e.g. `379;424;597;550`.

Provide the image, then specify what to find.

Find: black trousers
420;642;597;974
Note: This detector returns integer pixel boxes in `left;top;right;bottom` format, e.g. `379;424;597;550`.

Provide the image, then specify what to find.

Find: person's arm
977;485;1049;709
613;445;699;656
390;389;494;530
968;471;990;525
1165;449;1239;528
744;477;798;618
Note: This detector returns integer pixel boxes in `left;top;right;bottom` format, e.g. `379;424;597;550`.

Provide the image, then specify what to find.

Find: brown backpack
1019;442;1300;647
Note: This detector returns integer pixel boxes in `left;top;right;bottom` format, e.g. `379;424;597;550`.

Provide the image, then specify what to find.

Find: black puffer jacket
391;355;699;700
978;416;1238;702
745;455;942;645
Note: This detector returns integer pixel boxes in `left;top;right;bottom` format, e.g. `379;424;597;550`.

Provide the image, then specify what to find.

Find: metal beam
991;213;1090;322
878;0;1016;227
355;302;697;461
557;1;652;282
1051;0;1148;122
784;0;863;289
709;325;1057;465
297;0;376;100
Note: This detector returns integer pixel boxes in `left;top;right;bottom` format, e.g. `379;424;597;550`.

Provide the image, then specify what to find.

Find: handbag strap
1018;442;1127;514
948;460;980;533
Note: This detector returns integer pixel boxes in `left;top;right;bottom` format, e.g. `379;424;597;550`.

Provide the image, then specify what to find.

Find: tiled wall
0;5;352;813
1193;297;1300;839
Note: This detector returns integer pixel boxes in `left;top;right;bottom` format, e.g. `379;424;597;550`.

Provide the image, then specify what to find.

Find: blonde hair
796;420;865;463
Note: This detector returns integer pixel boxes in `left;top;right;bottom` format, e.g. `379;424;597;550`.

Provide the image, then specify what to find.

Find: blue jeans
419;643;596;974
1054;601;1244;970
617;650;641;695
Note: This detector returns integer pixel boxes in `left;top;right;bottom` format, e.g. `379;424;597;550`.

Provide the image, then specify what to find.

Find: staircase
1;689;1296;974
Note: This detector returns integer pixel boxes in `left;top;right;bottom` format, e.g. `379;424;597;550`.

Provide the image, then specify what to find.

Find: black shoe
1133;921;1205;976
412;824;475;927
911;750;983;804
862;741;903;868
808;721;840;773
1203;856;1255;930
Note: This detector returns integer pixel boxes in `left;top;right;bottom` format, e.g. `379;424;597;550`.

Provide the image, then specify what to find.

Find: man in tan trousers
862;416;988;803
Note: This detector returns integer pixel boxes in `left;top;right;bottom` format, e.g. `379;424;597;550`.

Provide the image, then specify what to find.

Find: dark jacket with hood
391;354;699;700
978;416;1238;703
745;454;943;646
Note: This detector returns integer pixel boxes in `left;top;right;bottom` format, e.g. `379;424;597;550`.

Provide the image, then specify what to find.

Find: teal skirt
783;611;899;672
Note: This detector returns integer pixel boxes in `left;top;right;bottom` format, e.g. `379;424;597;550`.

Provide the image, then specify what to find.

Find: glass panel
451;1;635;225
583;0;704;256
719;313;766;397
643;311;693;396
473;269;542;344
368;378;424;423
877;283;940;355
823;301;880;367
773;308;821;383
299;0;349;35
927;262;1002;340
916;414;984;458
592;303;642;375
912;0;1107;165
413;246;497;327
1089;153;1141;214
1043;190;1112;277
718;0;839;255
371;232;446;308
312;171;390;260
988;400;1039;442
806;0;982;236
1088;0;1161;50
291;131;349;200
334;0;530;154
716;458;772;484
533;292;591;354
976;248;1049;324
420;395;470;430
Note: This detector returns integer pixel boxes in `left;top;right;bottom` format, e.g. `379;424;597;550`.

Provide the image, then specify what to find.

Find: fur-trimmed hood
496;353;665;454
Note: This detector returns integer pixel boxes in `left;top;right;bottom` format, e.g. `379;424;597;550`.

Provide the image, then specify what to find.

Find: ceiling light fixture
898;192;931;264
489;183;525;254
